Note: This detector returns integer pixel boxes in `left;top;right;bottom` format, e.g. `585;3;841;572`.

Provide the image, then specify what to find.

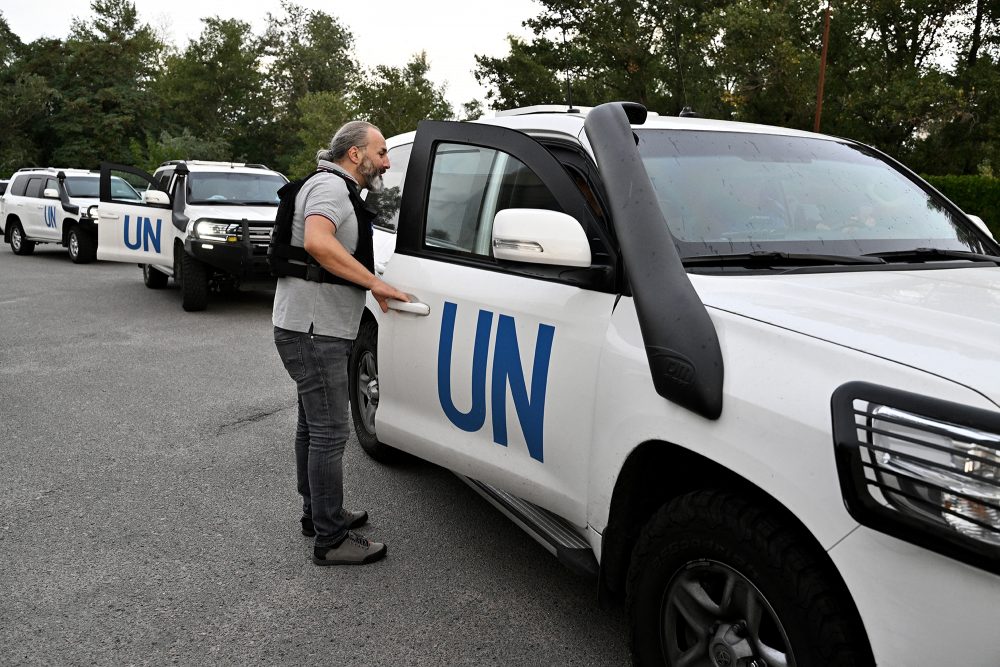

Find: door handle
388;296;430;316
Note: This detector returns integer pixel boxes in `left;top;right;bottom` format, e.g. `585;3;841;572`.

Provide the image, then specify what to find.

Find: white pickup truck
351;103;1000;666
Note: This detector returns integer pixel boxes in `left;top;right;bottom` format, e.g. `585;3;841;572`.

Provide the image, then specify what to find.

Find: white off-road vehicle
95;160;287;311
0;167;141;263
351;103;1000;665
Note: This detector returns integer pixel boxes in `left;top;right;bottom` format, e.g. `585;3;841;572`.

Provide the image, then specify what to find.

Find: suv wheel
349;319;404;463
627;490;873;667
180;251;209;311
68;227;96;264
142;263;168;288
9;222;35;256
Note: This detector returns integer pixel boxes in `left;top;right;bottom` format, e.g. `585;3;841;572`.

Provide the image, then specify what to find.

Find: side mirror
143;190;170;206
43;188;59;198
492;208;591;267
967;214;995;241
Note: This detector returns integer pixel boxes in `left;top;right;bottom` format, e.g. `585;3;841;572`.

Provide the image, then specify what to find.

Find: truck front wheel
348;319;404;463
180;251;209;311
627;490;872;667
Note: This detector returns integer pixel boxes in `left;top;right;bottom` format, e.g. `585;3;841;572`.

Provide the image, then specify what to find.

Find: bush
923;174;1000;238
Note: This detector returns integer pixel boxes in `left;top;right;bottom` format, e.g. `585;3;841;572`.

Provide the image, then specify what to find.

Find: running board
457;475;599;578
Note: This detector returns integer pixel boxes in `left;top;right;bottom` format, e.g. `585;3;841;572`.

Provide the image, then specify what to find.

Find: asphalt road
0;244;629;666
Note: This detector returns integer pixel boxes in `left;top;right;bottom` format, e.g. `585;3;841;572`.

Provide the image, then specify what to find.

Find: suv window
24;177;45;198
0;181;8;196
372;143;412;232
187;172;285;205
44;178;58;198
153;169;173;194
10;177;28;196
425;143;560;256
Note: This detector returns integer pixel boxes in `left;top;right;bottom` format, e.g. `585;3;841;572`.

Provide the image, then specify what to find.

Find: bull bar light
833;381;1000;574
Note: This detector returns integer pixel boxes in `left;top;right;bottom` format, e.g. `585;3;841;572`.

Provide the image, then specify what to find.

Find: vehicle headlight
833;382;1000;573
193;220;239;242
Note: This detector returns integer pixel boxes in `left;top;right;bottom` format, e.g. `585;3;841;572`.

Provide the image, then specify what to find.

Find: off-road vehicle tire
142;263;168;288
9;221;35;256
180;250;209;312
349;319;405;463
68;226;96;264
627;489;873;667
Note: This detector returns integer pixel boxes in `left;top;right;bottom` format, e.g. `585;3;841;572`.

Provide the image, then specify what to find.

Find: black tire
9;221;35;255
68;226;96;264
142;263;168;288
628;490;873;667
180;250;209;312
348;319;404;463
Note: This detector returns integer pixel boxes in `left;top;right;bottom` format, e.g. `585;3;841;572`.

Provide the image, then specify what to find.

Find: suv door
375;120;617;526
38;176;62;242
21;176;47;239
96;163;174;265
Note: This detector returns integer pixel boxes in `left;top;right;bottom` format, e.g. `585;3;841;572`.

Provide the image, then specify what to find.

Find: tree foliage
475;0;1000;175
0;2;451;177
2;1;999;178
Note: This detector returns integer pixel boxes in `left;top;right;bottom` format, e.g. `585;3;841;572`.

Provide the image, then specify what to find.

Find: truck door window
425;143;560;257
10;177;29;197
25;178;44;198
373;143;411;232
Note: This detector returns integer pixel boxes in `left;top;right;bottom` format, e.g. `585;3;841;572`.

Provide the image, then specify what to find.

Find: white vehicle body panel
376;253;615;526
96;199;175;264
362;110;1000;663
830;526;1000;666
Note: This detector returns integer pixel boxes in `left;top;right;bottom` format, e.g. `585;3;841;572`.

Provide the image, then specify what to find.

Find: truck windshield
636;129;992;261
66;176;142;201
188;172;285;205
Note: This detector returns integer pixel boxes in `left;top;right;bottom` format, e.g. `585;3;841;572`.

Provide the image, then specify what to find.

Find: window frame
398;120;616;293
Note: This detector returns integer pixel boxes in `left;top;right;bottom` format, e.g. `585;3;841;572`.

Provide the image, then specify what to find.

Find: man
272;120;408;566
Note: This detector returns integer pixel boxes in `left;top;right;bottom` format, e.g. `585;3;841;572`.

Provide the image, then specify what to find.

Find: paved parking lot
0;246;629;665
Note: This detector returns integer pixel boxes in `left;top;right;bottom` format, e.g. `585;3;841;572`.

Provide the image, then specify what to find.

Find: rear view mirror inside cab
492;208;592;267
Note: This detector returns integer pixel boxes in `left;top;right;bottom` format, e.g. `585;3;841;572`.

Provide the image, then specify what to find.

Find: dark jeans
274;326;354;548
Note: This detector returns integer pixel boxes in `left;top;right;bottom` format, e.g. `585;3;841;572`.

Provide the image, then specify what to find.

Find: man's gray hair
317;120;380;162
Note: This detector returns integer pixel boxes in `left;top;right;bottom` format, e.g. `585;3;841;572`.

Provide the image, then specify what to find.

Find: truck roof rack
157;160;273;170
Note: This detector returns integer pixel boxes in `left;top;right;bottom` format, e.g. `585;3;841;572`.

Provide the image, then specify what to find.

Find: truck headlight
871;406;1000;545
833;382;1000;574
193;220;239;243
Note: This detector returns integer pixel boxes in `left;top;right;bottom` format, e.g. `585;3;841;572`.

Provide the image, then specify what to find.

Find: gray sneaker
313;532;387;566
301;509;368;537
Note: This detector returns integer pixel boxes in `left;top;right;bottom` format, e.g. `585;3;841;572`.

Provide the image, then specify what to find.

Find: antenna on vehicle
560;16;575;112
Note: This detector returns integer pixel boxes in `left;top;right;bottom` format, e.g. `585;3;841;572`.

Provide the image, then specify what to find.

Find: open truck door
96;162;174;265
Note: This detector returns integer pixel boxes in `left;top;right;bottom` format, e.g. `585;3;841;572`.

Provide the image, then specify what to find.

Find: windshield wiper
683;251;886;268
863;248;1000;265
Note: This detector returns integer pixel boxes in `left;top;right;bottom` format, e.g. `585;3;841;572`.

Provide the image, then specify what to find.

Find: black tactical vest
268;168;376;288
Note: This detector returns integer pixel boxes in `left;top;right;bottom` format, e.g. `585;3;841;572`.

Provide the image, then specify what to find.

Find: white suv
1;167;141;263
351;103;1000;665
95;160;287;311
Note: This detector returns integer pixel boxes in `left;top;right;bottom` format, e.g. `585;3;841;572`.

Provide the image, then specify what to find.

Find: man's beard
359;155;384;192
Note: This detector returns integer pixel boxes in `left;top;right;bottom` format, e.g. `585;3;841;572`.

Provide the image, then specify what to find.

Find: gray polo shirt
272;160;366;339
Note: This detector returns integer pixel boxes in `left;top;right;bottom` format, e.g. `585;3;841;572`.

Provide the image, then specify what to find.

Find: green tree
154;17;269;163
287;91;355;178
354;52;452;137
128;129;231;173
46;0;164;167
262;1;358;173
0;14;56;172
474;0;726;115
